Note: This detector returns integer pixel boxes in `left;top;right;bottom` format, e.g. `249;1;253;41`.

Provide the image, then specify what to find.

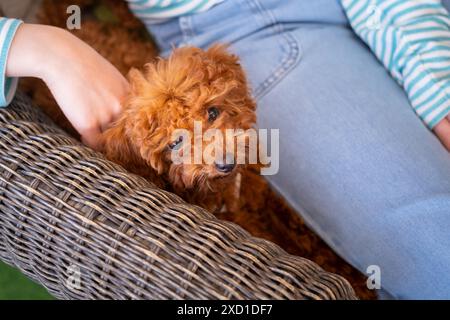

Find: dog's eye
169;136;183;150
207;106;220;122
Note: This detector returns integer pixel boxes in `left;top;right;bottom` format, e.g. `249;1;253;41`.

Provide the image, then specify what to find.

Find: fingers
81;126;103;151
100;100;123;132
433;118;450;152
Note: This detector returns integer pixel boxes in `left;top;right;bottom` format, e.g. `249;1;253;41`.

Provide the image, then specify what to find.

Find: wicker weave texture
0;93;357;300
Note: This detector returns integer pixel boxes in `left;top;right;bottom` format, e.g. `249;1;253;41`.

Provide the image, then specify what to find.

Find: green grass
0;261;53;300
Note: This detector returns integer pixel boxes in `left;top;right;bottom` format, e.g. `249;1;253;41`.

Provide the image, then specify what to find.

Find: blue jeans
148;0;450;299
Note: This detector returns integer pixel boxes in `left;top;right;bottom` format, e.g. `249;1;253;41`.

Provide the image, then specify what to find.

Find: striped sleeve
0;18;22;107
341;0;450;129
127;0;224;24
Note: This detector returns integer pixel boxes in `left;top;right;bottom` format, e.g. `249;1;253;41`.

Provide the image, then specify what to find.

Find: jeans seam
254;32;301;99
248;0;302;99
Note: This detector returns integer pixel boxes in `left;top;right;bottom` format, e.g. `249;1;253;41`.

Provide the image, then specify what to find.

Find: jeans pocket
232;0;303;99
253;31;302;99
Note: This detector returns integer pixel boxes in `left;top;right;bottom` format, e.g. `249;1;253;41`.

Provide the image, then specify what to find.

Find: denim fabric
145;0;450;299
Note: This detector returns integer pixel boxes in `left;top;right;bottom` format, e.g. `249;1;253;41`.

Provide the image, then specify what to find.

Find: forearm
7;23;78;81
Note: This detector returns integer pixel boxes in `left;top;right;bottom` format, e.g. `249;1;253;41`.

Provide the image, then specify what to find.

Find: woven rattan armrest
0;93;357;299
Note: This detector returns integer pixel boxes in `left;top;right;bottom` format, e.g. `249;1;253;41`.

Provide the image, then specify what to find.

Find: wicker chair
0;93;357;300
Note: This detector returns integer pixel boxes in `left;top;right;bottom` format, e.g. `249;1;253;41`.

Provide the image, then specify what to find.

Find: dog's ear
102;102;168;175
101;114;167;175
101;68;152;169
129;107;167;174
101;116;139;168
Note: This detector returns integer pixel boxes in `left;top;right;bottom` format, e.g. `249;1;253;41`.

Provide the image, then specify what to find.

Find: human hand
433;118;450;152
6;24;130;149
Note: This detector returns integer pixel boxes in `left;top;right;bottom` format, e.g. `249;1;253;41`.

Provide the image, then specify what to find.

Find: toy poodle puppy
101;44;257;212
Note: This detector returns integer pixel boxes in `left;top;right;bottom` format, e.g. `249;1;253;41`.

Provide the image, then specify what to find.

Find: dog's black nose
215;161;235;173
215;153;236;173
215;153;235;173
